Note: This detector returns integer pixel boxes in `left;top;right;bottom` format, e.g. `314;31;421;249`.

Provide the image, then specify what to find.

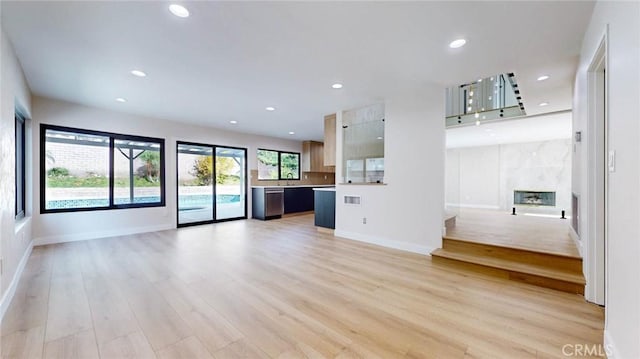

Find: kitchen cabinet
323;113;336;167
301;141;333;173
252;187;284;220
284;187;314;214
314;189;335;229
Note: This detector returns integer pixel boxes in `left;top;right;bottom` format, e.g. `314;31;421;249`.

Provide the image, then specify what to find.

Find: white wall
31;96;301;244
573;1;640;357
335;85;444;254
446;139;572;215
0;29;33;318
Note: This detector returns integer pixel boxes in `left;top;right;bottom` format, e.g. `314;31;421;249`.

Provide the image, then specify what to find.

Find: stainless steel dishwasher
264;187;284;217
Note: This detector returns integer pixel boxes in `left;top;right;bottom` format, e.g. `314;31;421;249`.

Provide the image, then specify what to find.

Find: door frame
176;140;248;228
585;29;608;306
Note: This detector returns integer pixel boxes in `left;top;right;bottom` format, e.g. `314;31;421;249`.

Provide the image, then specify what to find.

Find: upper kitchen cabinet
302;141;334;173
323;114;337;167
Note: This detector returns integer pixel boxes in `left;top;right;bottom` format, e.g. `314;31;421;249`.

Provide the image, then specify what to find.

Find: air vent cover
344;196;361;205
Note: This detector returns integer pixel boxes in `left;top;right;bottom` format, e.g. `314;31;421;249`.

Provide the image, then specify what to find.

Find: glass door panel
177;143;214;225
215;147;246;220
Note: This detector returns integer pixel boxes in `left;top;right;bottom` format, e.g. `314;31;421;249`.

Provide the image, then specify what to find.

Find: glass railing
445;73;526;127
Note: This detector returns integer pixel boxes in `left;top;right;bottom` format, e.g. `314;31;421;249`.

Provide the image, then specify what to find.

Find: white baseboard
334;230;435;255
34;224;174;246
445;203;501;210
604;330;620;358
0;240;33;322
568;227;583;257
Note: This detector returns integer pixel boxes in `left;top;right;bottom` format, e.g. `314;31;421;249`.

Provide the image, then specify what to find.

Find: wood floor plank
212;339;269;359
98;331;156;359
42;329;99;359
112;278;193;352
153;278;243;354
1;325;45;359
44;245;93;343
2;214;604;359
155;336;213;359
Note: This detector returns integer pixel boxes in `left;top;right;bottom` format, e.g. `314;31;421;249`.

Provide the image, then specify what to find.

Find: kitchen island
313;187;336;230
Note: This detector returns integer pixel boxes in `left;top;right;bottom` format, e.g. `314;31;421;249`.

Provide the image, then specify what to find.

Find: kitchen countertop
251;184;335;189
313;187;336;192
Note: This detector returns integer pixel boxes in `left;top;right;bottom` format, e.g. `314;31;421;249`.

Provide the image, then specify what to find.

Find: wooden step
431;248;585;294
442;237;582;273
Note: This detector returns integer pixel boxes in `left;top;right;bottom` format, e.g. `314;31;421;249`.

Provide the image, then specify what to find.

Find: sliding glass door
215;147;246;220
177;142;247;227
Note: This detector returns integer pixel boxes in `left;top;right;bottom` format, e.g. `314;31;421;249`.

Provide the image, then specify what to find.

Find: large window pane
216;147;246;220
257;149;278;180
178;144;214;225
41;125;165;213
114;139;163;205
44;128;110;210
280;152;300;180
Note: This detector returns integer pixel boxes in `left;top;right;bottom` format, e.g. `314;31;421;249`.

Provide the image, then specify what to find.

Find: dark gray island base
313;188;335;229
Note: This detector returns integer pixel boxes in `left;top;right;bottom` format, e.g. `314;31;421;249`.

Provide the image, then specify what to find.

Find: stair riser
432;255;584;295
443;238;582;273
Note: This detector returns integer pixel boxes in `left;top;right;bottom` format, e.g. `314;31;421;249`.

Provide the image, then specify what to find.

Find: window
41;125;165;213
15;113;25;219
280;152;300;180
257;149;300;180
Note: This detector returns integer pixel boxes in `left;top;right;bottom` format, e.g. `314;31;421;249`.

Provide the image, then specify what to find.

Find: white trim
334;230;434;255
583;28;608;306
34;224;173;246
604;330;620;358
568;227;583;257
0;240;33;322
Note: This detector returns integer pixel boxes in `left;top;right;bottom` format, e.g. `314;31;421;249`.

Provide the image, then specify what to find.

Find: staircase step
443;237;582;273
431;248;585;294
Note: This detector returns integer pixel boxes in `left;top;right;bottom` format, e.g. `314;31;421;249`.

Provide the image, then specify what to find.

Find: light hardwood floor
2;214;603;358
446;209;580;258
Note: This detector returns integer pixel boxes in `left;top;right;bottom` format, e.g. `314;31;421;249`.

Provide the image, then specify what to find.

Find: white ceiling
446;111;572;149
1;1;594;141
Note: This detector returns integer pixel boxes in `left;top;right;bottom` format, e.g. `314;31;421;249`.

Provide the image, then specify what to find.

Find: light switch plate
608;150;616;172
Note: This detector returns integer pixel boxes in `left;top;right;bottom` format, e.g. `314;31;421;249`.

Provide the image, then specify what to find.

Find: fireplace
514;190;556;206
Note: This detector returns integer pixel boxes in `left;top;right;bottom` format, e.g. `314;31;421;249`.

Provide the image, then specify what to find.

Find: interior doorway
177;141;247;227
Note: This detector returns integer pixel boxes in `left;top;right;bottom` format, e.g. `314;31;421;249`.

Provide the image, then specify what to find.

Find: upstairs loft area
446;73;526;128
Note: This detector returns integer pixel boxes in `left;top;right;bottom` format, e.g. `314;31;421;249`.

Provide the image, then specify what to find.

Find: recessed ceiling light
478;78;483;82
265;106;276;111
169;4;189;18
449;39;466;49
115;97;127;103
130;70;146;77
229;120;237;124
539;102;549;106
537;75;549;81
377;136;383;140
332;83;343;89
288;131;295;135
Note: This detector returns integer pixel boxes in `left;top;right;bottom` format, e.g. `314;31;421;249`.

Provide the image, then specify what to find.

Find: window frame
15;113;26;220
256;148;300;180
278;151;300;180
40;124;166;214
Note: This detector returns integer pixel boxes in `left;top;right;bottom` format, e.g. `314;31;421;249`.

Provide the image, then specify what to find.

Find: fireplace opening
514;190;556;207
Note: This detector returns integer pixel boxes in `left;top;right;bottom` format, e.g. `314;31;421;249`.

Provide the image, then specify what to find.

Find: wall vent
344;195;361;205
